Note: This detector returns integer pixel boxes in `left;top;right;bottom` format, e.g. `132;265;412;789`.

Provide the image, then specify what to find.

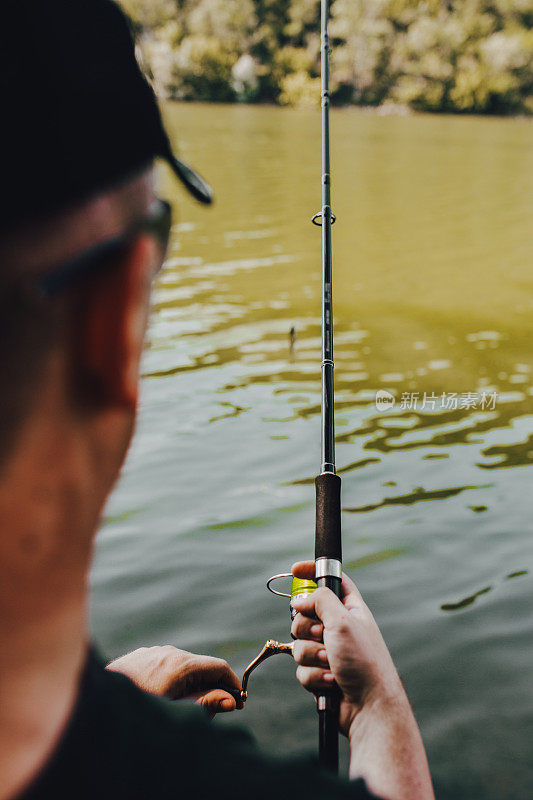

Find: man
0;1;435;799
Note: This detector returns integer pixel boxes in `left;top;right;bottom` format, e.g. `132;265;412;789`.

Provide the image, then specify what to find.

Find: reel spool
267;573;318;620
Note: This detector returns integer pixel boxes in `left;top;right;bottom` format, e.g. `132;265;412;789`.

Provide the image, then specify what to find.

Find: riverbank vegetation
119;0;533;114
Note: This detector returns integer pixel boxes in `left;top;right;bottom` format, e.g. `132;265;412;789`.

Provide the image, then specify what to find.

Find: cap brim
166;154;214;205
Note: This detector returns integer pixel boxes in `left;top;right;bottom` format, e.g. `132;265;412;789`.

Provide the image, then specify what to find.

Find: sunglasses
36;198;172;298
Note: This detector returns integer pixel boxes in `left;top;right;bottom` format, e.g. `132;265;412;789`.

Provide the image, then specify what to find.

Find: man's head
0;1;211;608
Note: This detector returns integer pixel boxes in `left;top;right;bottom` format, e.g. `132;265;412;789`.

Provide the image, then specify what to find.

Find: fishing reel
239;574;317;703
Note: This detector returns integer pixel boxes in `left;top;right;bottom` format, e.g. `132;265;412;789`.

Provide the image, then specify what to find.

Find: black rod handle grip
316;574;341;772
318;704;340;771
315;472;342;562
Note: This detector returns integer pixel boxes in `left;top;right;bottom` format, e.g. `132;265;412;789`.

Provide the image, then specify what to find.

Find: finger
292;560;316;580
291;614;324;642
292;563;364;613
194;689;242;714
293;640;330;668
189;657;242;693
296;665;336;693
340;572;365;611
291;587;347;627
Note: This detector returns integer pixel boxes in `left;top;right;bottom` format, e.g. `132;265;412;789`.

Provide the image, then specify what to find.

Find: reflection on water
343;483;492;514
441;585;492;611
91;105;533;800
441;569;529;612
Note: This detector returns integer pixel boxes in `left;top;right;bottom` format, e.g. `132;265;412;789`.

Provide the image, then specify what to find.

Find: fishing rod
238;0;342;773
311;0;342;770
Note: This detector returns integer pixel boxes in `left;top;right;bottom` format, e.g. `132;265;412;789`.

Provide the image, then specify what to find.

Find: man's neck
0;601;88;800
0;403;97;800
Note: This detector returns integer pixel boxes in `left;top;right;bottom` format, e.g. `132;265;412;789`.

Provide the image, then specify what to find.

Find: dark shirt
19;648;381;800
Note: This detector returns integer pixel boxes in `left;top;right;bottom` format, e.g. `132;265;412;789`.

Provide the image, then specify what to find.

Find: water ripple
343;484;491;514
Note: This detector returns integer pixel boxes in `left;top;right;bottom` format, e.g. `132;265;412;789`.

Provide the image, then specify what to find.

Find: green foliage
117;0;533;113
172;36;238;102
279;71;322;106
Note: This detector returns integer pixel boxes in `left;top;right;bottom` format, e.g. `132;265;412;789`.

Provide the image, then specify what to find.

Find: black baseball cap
0;0;213;234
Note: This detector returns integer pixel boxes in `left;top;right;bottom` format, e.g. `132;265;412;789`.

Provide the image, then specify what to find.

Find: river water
91;104;533;799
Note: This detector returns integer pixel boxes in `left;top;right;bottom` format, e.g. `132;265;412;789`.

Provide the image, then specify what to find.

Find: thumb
292;587;346;628
194;688;241;715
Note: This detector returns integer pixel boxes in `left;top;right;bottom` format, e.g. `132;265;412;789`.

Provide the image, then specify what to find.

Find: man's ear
75;235;156;409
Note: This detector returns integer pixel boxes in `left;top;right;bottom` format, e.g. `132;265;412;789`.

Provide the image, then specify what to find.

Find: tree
115;0;533;113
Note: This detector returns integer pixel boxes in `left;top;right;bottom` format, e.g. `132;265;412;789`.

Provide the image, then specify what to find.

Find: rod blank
320;0;335;476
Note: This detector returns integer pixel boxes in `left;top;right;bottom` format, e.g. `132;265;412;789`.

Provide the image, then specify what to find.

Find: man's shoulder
22;648;225;799
92;648;249;765
98;650;208;736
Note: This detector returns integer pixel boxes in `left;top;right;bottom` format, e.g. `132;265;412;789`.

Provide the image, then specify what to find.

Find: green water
91;104;533;799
